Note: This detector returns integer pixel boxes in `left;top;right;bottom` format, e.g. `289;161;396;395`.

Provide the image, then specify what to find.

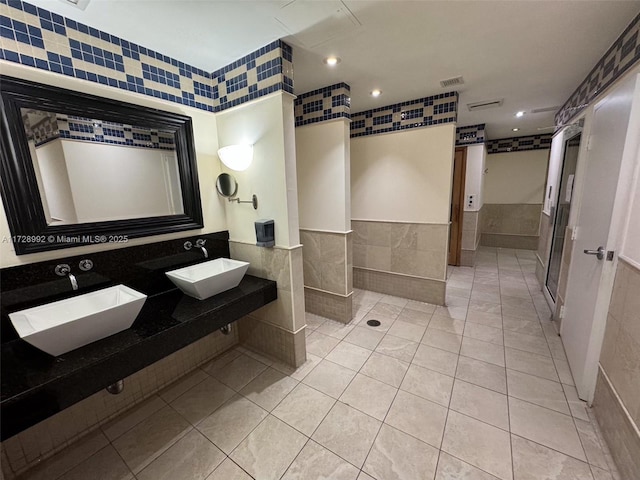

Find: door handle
583;246;605;260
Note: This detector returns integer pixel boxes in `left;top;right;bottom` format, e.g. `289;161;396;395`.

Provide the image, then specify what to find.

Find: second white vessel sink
165;258;250;300
9;285;147;356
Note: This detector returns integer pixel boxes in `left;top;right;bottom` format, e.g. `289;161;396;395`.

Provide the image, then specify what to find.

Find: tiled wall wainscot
294;83;350;127
460;207;482;267
595;257;640;480
556;13;640;126
480;204;542;250
300;230;353;323
0;1;294;114
229;242;306;368
456;123;485;146
0;329;238;479
352;220;447;305
350;92;458;138
486;134;553;154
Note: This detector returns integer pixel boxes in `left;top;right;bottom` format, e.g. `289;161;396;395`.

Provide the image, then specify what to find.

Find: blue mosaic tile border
0;0;294;114
350;92;458;138
294;83;350;127
456;124;485;145
211;39;294;112
486;134;552;154
556;12;640;126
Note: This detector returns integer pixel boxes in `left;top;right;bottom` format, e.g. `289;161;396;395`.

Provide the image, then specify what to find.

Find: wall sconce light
217;144;253;171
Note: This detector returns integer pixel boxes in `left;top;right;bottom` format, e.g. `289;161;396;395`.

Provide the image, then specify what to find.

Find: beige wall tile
481;204;542;236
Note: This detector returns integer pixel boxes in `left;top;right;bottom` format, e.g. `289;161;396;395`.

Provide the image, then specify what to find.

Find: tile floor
17;247;621;480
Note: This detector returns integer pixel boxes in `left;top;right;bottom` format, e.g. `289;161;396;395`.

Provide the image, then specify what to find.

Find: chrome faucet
55;264;78;291
196;239;208;258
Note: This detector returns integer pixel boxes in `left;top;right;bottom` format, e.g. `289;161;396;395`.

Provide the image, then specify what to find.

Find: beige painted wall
0;62;226;268
351;124;456;224
296;119;350;232
484;149;549;204
215;92;300;248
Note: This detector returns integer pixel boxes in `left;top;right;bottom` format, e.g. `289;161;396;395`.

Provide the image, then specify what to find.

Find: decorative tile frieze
211;39;294;112
486;134;552;154
350;92;458;138
294;83;350;127
456;124;485;145
556;12;640;126
0;1;294;114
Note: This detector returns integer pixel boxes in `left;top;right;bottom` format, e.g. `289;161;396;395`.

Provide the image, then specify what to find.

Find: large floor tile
170;376;235;425
206;458;253;480
435;305;468;320
428;315;466;335
385;390;448;448
574;418;609;470
375;335;419;363
112;406;192;474
305;331;341;357
504;330;551;357
397;306;432;326
302;359;357;398
360;351;409;388
316;320;355;340
509;397;586;461
312;402;381;468
326;342;372;371
435;451;500;480
197;395;268;454
507;369;570;415
282;441;359;480
340;373;397;420
400;363;453;407
363;424;439;480
412;344;458;376
502;316;544;337
460;337;505;367
441;410;513;480
387;320;427;342
405;300;437;314
272;353;322;381
511;435;594;480
463;322;504;345
450;379;509;430
136;429;224;480
505;347;559;382
238;367;298;411
230;416;307;480
57;446;133;480
272;383;335;436
208;353;269;391
455;355;507;394
466;311;503;328
159;369;209;404
344;326;385;350
421;328;463;354
102;395;166;441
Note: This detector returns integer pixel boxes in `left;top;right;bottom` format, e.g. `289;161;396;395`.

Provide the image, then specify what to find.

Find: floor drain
366;319;381;327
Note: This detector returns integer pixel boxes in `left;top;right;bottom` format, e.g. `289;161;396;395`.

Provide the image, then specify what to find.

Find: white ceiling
32;0;640;139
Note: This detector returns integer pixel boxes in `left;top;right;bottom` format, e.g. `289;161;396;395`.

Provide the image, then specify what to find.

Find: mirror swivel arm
228;195;258;210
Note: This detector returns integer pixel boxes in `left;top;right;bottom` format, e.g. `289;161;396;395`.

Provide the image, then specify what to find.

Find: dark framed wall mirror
0;76;204;255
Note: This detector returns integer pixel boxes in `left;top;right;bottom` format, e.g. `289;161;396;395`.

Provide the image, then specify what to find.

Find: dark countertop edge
1;276;277;439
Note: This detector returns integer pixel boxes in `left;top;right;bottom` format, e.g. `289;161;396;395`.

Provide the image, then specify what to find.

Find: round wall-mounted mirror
215;173;238;198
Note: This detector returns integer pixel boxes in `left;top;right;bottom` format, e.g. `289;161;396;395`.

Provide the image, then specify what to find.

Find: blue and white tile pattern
294;83;350;127
456;124;485;145
350;92;458;138
486;134;552;154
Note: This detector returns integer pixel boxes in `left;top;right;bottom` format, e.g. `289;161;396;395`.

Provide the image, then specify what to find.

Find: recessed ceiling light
512;128;520;132
515;111;525;118
323;56;341;66
370;89;382;97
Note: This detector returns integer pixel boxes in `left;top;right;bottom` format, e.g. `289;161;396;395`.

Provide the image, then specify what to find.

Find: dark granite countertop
0;275;277;440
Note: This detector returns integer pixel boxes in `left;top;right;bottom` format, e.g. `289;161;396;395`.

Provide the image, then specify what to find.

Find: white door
561;74;640;401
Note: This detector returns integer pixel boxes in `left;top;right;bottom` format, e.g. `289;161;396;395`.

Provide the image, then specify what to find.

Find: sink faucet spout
68;273;78;291
200;247;208;258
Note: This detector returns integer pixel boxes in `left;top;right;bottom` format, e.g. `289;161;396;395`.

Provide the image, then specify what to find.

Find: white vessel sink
9;285;147;356
165;258;250;300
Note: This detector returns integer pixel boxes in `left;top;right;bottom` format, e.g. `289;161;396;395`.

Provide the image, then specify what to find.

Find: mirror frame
0;76;204;255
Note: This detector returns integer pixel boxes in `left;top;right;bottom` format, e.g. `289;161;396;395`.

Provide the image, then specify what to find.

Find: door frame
448;147;467;266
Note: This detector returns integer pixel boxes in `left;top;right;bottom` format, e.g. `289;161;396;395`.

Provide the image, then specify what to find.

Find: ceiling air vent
531;106;561;114
440;76;464;88
467;99;504;112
